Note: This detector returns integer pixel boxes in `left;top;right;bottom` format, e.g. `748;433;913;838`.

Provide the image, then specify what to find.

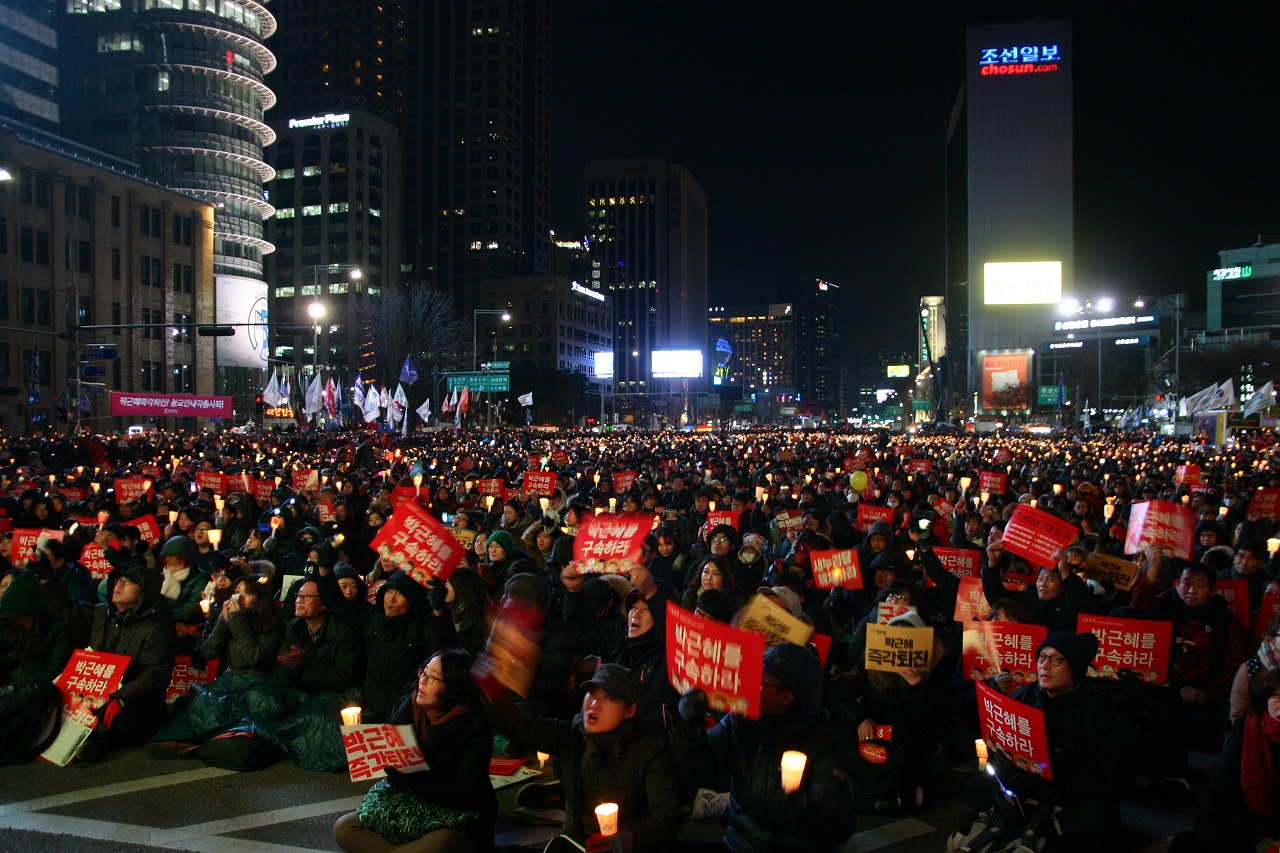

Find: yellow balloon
851;470;869;492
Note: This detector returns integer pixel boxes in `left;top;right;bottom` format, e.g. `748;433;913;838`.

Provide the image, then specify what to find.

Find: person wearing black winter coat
360;570;456;722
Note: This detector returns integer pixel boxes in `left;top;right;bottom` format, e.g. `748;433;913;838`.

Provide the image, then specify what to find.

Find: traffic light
255;395;265;418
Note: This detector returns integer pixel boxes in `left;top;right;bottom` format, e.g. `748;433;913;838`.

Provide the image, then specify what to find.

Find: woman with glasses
334;649;497;853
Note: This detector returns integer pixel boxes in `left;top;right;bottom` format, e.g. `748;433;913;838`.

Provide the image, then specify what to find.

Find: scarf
1241;711;1280;824
411;700;472;743
1259;638;1280;674
161;566;191;602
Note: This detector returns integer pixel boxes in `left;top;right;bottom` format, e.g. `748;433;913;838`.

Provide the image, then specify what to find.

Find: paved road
0;742;1204;852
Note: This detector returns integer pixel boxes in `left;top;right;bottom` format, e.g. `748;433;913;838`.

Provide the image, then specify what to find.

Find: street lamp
308;264;362;376
472;309;511;370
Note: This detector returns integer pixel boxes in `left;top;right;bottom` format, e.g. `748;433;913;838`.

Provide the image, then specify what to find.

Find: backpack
846;738;908;815
0;679;62;766
196;725;280;772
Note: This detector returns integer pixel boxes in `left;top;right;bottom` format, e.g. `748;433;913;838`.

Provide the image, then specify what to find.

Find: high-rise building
55;0;278;407
707;303;796;390
1;0;59;132
267;0;552;310
793;278;841;411
965;20;1073;413
582;158;708;394
262;109;401;377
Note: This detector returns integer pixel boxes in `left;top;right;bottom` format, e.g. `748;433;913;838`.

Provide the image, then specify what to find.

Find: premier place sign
287;113;351;130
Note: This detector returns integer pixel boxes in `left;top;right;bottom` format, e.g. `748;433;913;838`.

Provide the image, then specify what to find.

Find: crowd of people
1;424;1280;852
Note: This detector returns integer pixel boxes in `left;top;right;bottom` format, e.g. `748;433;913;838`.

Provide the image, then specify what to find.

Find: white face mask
739;550;759;564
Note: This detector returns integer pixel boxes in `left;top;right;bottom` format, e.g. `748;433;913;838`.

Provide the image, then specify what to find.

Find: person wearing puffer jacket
158;535;210;651
360;570;456;722
676;642;858;853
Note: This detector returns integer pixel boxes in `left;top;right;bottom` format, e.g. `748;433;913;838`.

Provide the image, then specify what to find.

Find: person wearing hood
479;662;683;853
36;558;176;762
481;529;533;599
611;570;678;738
360;569;456;722
193;572;284;678
957;631;1121;852
676;642;858;853
39;539;98;606
158;535;211;649
332;562;375;635
0;569;74;687
855;519;897;574
274;577;364;695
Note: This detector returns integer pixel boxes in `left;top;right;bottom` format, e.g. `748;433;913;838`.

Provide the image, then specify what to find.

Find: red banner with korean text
1257;591;1280;639
908;458;932;475
390;486;422;511
1123;500;1195;560
79;542;113;578
856;503;894;531
1249;489;1280;520
976;681;1053;780
774;509;804;532
1216;579;1250;628
114;477;152;504
933;546;981;581
613;470;638;493
666;601;766;719
292;470;318;492
980;471;1008;495
810;548;862;589
368;501;465;584
521;471;555;501
166;655;219;702
526;455;543;471
1175;465;1200;486
551;449;571;468
341;723;428;782
195;472;227;496
954;576;992;622
122;514;162;545
478;478;504;496
1076;613;1173;684
60;487;86;503
571;512;650;574
1001;504;1078;568
251;478;274;505
962;622;1046;683
707;510;739;530
11;528;44;564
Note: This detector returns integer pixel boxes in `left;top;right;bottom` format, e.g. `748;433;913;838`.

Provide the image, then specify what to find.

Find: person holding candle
676;642;858;853
476;660;682;853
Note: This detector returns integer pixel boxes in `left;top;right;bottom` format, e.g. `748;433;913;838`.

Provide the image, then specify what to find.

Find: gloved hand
383;765;412;788
427;579;448;612
585;829;634;853
95;698;124;730
678;689;708;726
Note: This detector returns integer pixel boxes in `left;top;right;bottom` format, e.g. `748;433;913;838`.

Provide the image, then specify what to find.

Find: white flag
1179;383;1218;417
393;384;408;435
1207;378;1237;411
415;396;433;424
362;384;381;423
517;392;533;407
262;369;285;407
304;372;324;415
1245;381;1275;417
352;377;365;411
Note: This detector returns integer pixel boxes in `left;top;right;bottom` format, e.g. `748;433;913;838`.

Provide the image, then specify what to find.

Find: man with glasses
274;579;363;694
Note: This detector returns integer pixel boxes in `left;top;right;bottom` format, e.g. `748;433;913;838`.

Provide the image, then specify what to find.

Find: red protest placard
79;542;113;579
1175;465;1200;486
775;509;804;532
857;503;894;531
1216;579;1250;628
1257;591;1280;639
390;486;422;511
1001;504;1078;567
140;464;164;478
976;681;1053;780
1250;489;1280;520
57;649;130;702
341;723;428;782
522;471;555;501
954;576;992;622
551;449;571;468
252;479;275;505
894;444;912;457
1123;500;1195;560
992;447;1012;464
1077;613;1173;684
934;546;982;579
572;512;650;574
666;601;766;719
317;503;333;523
195;472;227;495
613;470;638;493
962;622;1046;683
810;548;863;589
166;655;219;702
707;510;739;531
292;470;318;492
114;477;151;503
477;478;504;497
909;458;932;474
11;528;41;564
122;514;162;545
526;455;543;471
60;487;86;503
980;471;1008;495
369;501;466;584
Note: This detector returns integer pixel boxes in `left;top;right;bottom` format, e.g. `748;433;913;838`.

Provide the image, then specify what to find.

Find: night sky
551;2;1280;356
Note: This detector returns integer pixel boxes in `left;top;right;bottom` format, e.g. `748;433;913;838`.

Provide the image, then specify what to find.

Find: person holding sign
981;539;1093;635
334;649;497;853
960;631;1121;852
676;643;858;853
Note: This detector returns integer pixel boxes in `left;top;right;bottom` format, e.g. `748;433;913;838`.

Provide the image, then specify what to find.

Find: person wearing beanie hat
482;529;533;599
674;641;858;853
157;535;210;642
958;629;1120;849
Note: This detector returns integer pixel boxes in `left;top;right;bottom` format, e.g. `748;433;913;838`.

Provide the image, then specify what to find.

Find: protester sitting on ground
0;569;73;688
274;578;364;694
361;570;456;722
194;573;284;678
334;648;497;853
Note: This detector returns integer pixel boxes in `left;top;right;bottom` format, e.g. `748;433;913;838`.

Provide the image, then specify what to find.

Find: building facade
1206;238;1280;331
707;303;796;390
0;120;215;433
582;158;708;394
267;0;551;311
1;0;59;132
793;278;841;411
965;20;1073;412
263;109;401;377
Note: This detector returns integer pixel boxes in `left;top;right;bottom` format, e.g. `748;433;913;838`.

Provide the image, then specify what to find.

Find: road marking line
0;767;234;817
839;817;935;851
150;797;363;844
